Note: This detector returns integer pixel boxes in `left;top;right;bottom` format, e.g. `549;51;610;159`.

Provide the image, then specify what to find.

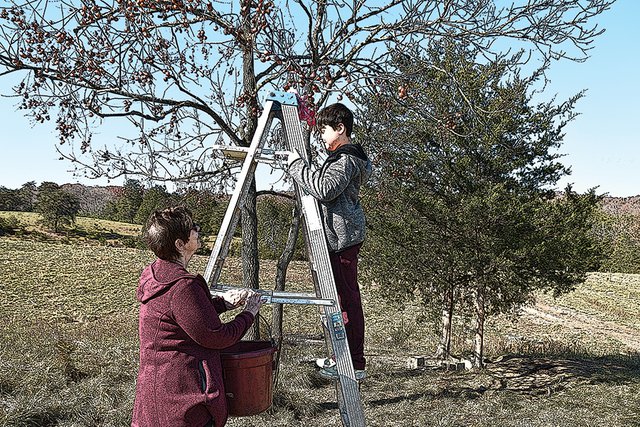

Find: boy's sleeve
288;155;356;202
170;279;254;349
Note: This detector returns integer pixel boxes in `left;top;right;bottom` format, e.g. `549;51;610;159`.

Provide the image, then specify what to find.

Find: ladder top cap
266;91;298;107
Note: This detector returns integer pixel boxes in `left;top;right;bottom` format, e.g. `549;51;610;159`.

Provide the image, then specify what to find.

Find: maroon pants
329;242;366;370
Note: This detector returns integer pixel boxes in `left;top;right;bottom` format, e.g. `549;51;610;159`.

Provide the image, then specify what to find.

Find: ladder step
212;144;251;160
211;284;335;306
212;144;287;164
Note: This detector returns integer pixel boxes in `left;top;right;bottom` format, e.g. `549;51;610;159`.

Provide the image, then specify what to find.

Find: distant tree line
0;179;305;260
592;207;640;274
0;181;79;233
1;177;638;275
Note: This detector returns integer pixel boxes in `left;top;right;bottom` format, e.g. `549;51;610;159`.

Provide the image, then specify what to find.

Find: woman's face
181;224;202;263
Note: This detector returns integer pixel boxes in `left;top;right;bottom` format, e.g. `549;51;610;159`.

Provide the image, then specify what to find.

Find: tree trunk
241;178;260;340
473;286;486;368
240;4;260;340
435;286;454;359
271;202;301;388
272;202;301;341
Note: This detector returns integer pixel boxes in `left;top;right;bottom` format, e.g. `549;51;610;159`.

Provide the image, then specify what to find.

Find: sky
0;1;638;197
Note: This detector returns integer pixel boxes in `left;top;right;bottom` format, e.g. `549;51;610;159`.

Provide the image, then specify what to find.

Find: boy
286;103;372;380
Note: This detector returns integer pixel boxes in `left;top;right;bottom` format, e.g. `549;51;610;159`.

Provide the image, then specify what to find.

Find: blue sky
1;1;638;197
550;0;640;197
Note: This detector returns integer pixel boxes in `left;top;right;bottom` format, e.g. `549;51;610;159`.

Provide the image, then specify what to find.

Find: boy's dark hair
143;206;195;261
315;103;354;137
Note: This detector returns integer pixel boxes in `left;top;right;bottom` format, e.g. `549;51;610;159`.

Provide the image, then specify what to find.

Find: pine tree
360;43;603;366
36;182;80;232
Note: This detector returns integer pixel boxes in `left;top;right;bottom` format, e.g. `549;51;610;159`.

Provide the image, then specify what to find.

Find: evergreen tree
595;209;640;274
35;182;80;232
0;181;37;212
181;189;226;236
256;195;304;260
114;179;144;224
135;185;174;225
0;186;20;211
18;181;37;211
360;43;603;366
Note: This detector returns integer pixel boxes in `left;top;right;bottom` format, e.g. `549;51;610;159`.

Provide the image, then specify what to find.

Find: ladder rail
203;102;275;286
280;104;366;427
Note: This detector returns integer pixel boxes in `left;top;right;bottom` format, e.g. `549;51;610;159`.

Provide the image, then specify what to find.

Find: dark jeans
329;242;366;370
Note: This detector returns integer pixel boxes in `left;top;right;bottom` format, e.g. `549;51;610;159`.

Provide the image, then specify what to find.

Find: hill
61;183;121;216
601;195;640;215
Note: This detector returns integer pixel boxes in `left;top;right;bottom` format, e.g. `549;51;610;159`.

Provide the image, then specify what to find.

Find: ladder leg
281;104;366;427
203;102;275;286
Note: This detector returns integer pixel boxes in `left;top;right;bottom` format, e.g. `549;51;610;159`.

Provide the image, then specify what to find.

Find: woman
132;206;263;427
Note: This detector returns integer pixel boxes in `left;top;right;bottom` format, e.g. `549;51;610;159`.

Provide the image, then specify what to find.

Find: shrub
0;214;20;235
594;211;640;274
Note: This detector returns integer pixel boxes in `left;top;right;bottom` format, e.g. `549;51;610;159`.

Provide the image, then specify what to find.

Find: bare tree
0;0;614;293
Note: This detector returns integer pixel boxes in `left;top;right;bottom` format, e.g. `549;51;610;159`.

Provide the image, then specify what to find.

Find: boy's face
320;123;347;152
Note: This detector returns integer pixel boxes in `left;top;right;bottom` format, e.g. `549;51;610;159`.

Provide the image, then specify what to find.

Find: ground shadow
364;352;640;408
484;353;640;394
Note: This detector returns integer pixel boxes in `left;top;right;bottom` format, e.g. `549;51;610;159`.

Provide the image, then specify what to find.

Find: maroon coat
132;259;254;427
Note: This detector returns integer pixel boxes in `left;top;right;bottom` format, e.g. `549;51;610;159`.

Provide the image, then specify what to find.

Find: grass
538;272;640;329
0;211;143;249
1;214;640;426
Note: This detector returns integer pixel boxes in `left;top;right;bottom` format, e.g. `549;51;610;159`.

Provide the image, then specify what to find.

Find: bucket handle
256;312;283;389
256;312;277;349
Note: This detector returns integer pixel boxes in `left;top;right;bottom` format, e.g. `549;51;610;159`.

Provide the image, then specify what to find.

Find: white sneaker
315;357;336;369
318;365;366;381
318;365;338;380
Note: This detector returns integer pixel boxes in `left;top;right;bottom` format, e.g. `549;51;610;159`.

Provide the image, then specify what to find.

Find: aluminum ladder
203;90;366;427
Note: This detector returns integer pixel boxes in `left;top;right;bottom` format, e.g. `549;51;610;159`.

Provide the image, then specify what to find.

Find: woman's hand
242;292;264;316
222;288;249;310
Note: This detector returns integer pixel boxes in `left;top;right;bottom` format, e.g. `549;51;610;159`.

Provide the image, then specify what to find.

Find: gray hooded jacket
288;143;372;252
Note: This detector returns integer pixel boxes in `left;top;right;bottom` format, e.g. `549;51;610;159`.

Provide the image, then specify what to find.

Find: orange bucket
221;340;277;416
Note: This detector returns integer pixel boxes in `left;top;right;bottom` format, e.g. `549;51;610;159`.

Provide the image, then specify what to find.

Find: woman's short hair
143;206;195;260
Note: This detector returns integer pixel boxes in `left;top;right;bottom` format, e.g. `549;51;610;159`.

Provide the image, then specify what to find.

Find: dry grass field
1;213;639;426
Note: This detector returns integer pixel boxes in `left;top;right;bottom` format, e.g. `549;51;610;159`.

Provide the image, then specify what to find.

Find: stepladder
204;91;366;427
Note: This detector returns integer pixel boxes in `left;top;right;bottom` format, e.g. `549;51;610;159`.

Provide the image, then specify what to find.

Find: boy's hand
285;150;301;167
